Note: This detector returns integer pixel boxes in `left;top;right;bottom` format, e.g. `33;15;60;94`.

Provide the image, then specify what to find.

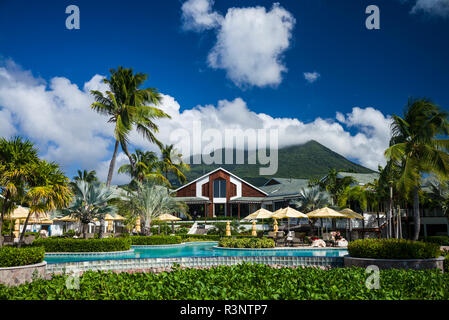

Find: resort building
173;167;449;237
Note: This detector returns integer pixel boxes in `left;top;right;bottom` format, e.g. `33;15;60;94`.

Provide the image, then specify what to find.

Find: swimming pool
44;242;348;264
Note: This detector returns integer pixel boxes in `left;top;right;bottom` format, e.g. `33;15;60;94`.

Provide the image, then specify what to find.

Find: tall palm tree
318;168;356;205
61;180;117;239
159;144;190;188
118;149;167;187
73;170;98;183
385;98;449;240
292;186;329;213
0;137;39;246
120;182;187;235
18;160;73;246
90;66;171;187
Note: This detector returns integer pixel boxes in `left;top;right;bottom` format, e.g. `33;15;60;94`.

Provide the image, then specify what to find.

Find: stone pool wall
47;255;344;274
0;262;48;286
344;256;445;271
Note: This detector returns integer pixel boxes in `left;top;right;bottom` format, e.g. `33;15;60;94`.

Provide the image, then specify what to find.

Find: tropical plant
90;66;170;187
119;182;188;235
424;177;449;216
0;137;39;246
118;149;167;187
159;144;190;188
61;180;118;239
338;185;368;212
0;137;73;247
385;98;449;240
317;168;356;205
292;186;329;213
73;170;98;183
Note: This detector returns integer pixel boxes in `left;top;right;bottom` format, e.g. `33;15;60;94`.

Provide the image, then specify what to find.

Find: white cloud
181;0;222;31
0;59;391;187
0;60;120;181
150;96;392;170
409;0;449;18
304;72;320;83
95;152;131;185
181;0;296;88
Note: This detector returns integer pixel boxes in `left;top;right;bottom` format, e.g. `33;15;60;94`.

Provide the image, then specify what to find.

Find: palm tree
385;98;449;240
90;66;171;187
0;137;39;246
424;177;449;217
318;169;356;205
118;149;167;187
18;160;73;246
159;144;190;188
292;186;329;213
338;185;368;212
120;182;187;235
61;180;117;239
73;170;98;183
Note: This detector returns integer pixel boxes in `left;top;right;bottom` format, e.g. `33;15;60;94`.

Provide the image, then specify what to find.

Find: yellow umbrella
243;208;273;235
104;213;126;221
55;215;79;222
273;207;308;231
155;213;181;234
242;208;273;220
339;208;364;219
307;207;349;218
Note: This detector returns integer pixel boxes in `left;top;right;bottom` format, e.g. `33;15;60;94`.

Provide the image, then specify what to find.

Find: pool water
44;242;348;264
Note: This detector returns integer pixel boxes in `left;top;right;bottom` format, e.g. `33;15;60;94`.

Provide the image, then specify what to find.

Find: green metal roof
259;178;309;197
337;172;379;186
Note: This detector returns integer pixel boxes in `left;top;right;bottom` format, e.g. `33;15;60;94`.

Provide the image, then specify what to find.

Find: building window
213;178;226;198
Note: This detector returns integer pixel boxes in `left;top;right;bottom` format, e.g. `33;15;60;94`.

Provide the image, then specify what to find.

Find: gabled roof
337;172;379;186
259;178;309;197
172;167;268;196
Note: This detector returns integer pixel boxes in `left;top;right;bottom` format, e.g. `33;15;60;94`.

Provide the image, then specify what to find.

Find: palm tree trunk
18;212;32;248
98;219;105;238
106;140;120;187
0;193;10;247
413;186;420;241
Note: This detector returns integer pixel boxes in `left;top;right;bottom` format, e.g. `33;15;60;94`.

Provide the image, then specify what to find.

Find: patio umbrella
339;208;364;219
272;207;308;231
242;208;273;233
307;207;350;236
156;213;181;234
104;214;126;233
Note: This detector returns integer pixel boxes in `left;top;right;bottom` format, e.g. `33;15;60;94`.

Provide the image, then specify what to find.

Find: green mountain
178;140;375;187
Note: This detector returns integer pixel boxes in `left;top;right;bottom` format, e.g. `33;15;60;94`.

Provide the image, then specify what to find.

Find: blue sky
0;0;448;183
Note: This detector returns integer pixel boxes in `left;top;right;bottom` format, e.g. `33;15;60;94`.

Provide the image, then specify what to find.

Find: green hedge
32;238;131;252
130;236;182;245
1;264;449;300
423;236;449;246
178;234;254;241
219;237;275;248
348;239;441;259
0;246;45;268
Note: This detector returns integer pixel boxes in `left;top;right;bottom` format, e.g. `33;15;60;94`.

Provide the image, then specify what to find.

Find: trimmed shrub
423;236;449;246
219;237;275;248
2;264;449;300
0;246;45;268
348;239;441;259
178;234;255;241
130;236;182;245
32;238;131;252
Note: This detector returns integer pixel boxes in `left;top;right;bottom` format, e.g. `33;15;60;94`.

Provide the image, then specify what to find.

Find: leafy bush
442;249;449;273
32;238;131;252
24;232;39;238
219;237;275;248
423;236;449;246
1;264;449;299
0;246;45;268
174;227;190;234
130;236;182;245
348;239;441;259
